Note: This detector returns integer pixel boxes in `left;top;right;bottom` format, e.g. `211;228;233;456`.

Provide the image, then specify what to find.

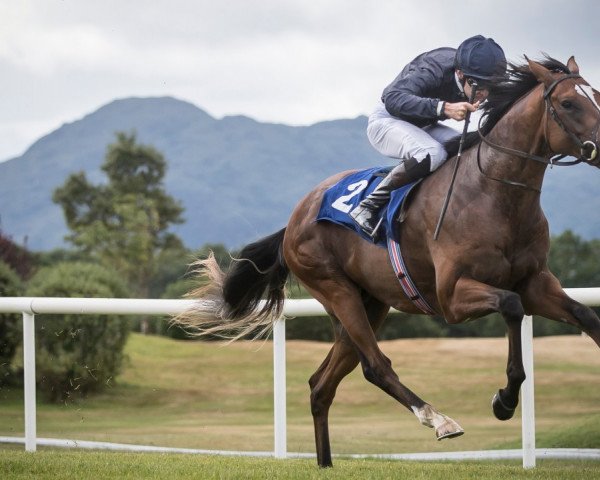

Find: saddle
316;167;420;248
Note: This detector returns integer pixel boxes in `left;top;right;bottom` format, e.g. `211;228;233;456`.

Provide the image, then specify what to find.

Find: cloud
1;0;600;161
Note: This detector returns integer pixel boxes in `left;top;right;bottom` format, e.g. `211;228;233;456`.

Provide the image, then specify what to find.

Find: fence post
273;317;287;458
23;312;37;452
521;315;535;468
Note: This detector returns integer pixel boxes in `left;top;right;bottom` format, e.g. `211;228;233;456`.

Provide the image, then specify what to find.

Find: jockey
350;35;507;237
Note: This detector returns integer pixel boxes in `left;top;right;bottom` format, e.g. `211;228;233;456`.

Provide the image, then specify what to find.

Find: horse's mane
444;56;572;157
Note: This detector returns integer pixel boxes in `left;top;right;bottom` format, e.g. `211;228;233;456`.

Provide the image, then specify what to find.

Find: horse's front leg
492;315;525;420
521;270;600;346
441;277;526;421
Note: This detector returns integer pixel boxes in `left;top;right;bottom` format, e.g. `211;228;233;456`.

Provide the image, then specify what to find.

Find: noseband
543;74;599;163
476;72;600;192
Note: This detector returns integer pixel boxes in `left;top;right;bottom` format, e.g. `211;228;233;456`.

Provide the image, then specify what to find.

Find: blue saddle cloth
316;167;419;248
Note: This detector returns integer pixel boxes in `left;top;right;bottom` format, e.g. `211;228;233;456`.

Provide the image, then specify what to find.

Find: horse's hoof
492;392;516;421
413;404;464;440
435;417;464;440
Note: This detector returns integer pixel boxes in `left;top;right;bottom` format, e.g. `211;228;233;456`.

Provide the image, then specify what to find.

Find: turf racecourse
1;451;599;479
1;333;599;477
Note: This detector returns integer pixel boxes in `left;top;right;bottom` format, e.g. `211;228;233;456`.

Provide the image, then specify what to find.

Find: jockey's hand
444;101;480;121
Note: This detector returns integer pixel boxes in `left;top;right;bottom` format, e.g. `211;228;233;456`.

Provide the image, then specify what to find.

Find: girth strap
387;237;436;315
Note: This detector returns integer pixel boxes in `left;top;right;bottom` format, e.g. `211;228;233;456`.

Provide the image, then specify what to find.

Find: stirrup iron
369;216;384;240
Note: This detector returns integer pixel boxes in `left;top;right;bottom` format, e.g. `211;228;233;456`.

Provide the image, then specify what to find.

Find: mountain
0;96;598;251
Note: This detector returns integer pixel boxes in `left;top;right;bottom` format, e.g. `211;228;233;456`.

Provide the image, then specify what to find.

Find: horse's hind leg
308;297;388;468
309;324;358;468
309;280;463;445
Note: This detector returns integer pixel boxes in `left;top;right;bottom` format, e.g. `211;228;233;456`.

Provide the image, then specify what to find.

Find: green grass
1;333;599;476
0;451;599;480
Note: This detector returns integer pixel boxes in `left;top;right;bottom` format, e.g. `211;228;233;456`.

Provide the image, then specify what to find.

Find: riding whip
433;82;479;240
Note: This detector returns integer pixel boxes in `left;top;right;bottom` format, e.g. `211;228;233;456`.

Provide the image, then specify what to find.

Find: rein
476;73;600;192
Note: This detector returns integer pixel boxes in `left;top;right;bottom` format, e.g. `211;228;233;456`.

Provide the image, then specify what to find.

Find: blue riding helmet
456;35;506;81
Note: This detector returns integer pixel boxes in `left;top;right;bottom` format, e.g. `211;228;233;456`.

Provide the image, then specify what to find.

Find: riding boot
349;155;431;238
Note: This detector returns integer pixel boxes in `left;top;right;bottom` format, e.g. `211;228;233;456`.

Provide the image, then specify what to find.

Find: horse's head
528;57;600;167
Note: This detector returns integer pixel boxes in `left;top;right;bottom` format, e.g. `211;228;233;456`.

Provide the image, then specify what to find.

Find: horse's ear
567;56;580;74
526;57;555;87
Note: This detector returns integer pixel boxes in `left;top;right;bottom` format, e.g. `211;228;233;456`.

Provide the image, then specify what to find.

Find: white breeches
366;102;465;171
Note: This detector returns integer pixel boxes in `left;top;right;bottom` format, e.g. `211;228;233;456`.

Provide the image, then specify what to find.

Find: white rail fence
1;289;599;469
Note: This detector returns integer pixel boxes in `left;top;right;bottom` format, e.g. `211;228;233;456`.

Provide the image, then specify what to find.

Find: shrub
0;260;24;385
286;316;334;342
25;262;131;402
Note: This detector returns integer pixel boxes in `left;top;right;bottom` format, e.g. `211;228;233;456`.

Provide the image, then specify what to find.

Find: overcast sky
2;0;599;161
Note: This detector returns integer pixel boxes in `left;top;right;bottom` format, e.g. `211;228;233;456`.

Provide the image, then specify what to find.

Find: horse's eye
561;100;573;109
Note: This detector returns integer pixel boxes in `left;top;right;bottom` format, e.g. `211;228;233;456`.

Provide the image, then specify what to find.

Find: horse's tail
173;227;289;341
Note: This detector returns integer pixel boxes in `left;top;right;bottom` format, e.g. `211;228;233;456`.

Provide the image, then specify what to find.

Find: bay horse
175;57;600;467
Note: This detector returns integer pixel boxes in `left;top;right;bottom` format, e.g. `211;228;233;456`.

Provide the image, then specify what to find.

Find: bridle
476;72;600;192
544;74;600;163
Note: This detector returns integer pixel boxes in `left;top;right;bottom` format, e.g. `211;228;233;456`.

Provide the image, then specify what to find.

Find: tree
0;229;33;279
53;132;185;302
548;230;600;288
0;260;23;385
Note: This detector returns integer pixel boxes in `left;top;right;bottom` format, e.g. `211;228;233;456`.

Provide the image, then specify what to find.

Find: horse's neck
474;86;549;193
